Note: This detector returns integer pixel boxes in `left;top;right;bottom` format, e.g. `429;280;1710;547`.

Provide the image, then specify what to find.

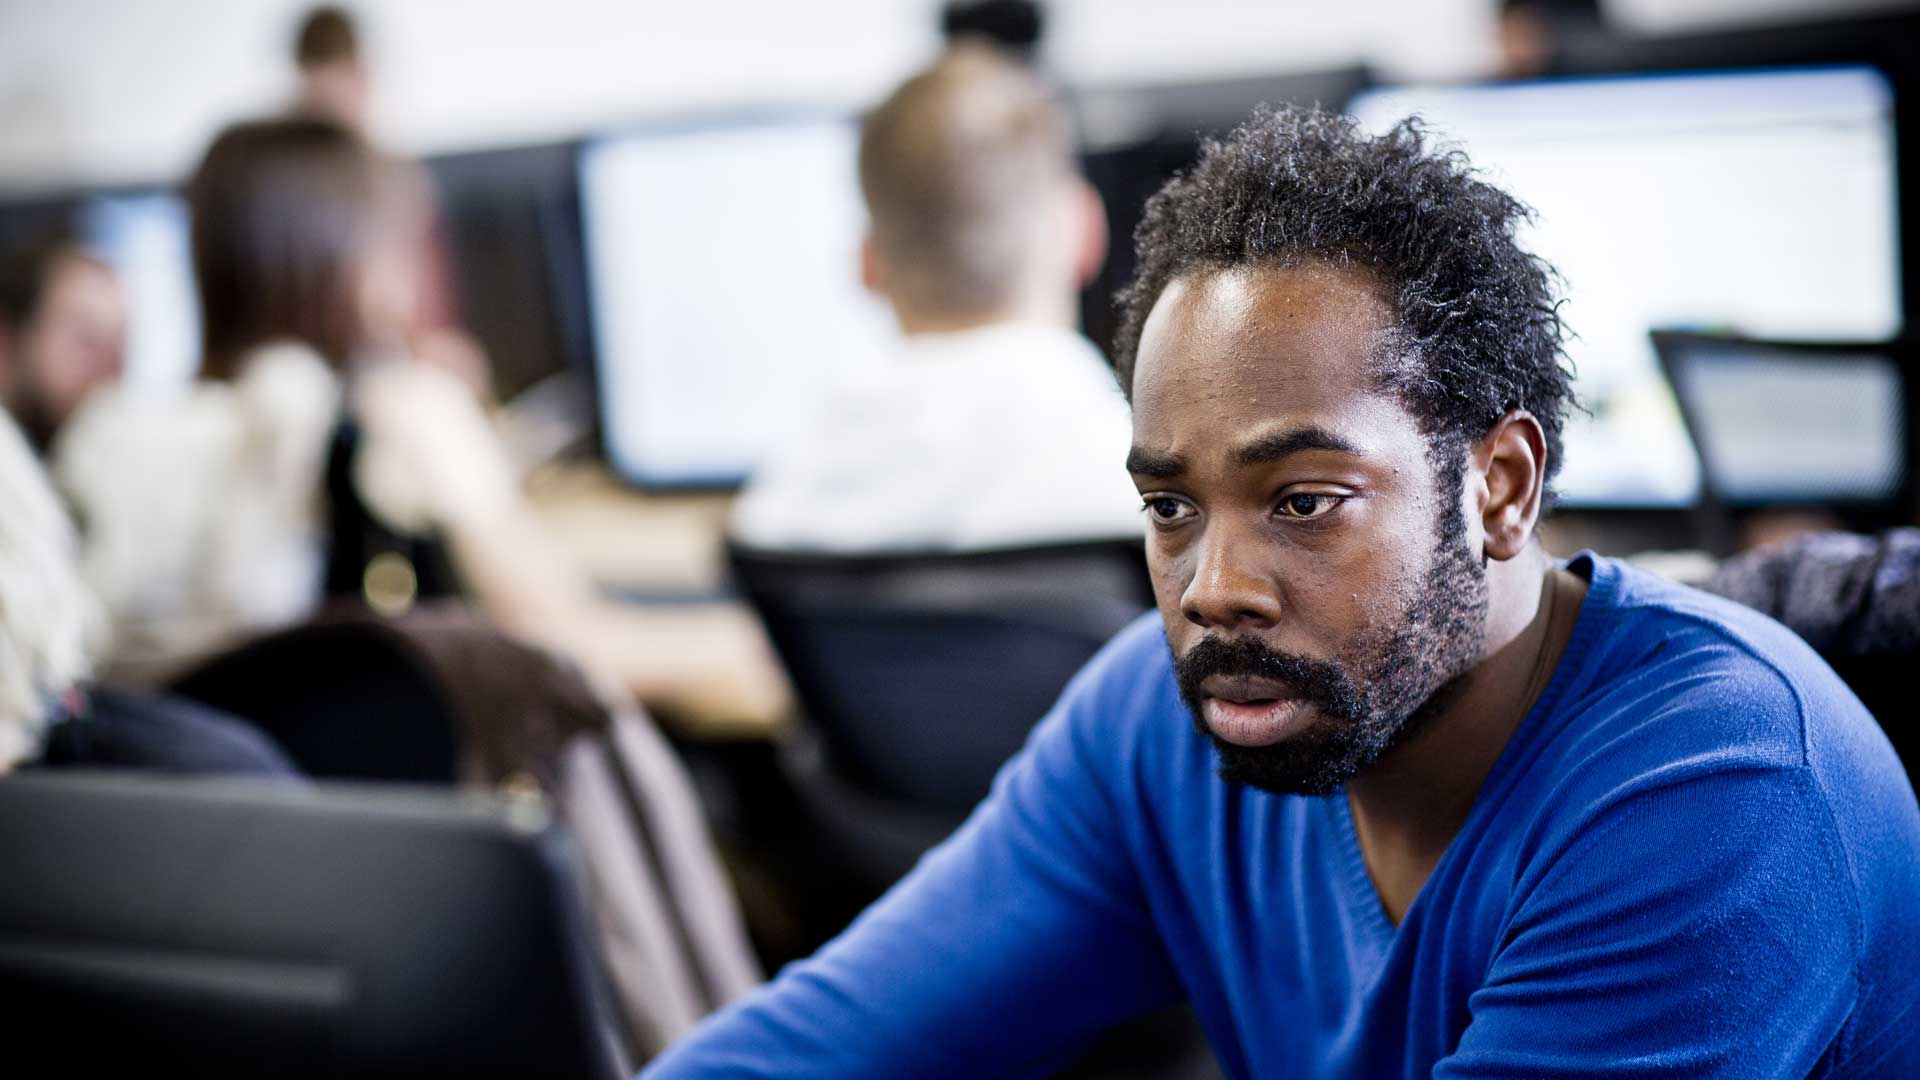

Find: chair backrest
0;771;624;1080
728;540;1152;811
169;615;463;783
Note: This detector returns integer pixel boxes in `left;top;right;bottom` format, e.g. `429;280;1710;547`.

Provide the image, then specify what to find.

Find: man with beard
644;107;1920;1078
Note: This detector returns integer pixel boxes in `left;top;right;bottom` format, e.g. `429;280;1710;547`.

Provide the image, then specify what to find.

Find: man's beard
1174;471;1489;796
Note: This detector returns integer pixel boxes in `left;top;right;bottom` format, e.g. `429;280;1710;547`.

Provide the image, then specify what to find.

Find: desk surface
527;463;786;740
528;463;738;594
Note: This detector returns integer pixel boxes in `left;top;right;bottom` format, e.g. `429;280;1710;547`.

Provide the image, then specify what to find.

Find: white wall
0;0;1904;193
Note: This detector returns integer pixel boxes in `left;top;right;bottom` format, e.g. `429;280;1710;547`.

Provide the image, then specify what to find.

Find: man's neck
1344;544;1588;922
892;292;1077;338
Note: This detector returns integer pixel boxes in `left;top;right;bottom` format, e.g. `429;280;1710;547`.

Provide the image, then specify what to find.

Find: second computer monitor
580;114;897;489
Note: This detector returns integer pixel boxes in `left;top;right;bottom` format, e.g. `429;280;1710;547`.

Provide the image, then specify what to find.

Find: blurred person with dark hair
0;408;292;777
648;106;1918;1077
291;5;370;135
940;0;1045;63
54;117;787;722
730;45;1137;552
0;234;126;451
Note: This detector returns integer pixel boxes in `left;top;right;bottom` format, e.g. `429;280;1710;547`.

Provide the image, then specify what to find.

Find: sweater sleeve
1437;762;1860;1079
641;634;1184;1078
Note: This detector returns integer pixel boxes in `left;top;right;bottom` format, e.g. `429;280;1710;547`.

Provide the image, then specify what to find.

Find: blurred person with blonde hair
729;44;1140;552
55;116;785;721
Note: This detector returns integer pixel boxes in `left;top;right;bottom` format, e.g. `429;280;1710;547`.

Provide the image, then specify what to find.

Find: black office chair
0;771;625;1079
727;539;1152;885
726;541;1226;1078
169;613;463;784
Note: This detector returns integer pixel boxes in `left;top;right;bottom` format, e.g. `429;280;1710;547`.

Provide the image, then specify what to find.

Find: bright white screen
581;117;897;486
1353;68;1901;506
82;192;200;391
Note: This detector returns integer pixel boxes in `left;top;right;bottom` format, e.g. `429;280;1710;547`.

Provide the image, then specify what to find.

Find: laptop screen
1666;341;1904;505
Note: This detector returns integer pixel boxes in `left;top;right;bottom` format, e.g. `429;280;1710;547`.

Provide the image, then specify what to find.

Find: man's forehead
1134;262;1394;396
1130;263;1403;451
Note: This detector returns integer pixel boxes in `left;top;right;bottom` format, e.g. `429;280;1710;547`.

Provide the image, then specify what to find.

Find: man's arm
642;633;1185;1078
1439;764;1860;1078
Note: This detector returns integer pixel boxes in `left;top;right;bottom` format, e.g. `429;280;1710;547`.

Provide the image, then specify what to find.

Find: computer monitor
425;141;593;402
579;114;897;488
79;189;200;389
1654;331;1910;511
1351;66;1902;507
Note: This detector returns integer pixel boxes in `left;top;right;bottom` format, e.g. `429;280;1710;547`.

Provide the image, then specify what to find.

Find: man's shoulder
1492;558;1920;1066
1567;554;1875;763
1523;555;1915;889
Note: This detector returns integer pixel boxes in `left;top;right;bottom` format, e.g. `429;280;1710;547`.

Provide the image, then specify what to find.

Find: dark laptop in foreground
0;772;626;1079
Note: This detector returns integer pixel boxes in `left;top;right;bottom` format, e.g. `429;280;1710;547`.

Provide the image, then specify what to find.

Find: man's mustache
1174;635;1360;719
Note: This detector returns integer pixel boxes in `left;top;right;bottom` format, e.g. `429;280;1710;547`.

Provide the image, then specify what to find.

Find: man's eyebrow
1234;426;1363;466
1126;447;1186;479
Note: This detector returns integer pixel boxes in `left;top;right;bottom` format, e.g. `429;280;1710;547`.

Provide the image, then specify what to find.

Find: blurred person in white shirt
730;45;1141;553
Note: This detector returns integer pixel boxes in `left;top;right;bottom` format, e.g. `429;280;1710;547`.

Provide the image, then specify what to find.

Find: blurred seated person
729;46;1141;553
0;234;126;452
0;409;293;777
54;117;787;723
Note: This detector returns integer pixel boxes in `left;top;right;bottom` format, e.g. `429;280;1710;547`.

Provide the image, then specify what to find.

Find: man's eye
1276;493;1341;520
1143;496;1193;524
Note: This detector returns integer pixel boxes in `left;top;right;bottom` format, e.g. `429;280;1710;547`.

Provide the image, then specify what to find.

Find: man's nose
1180;522;1283;632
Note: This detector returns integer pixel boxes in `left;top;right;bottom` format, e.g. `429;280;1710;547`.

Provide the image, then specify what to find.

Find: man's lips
1199;674;1298;705
1198;675;1312;748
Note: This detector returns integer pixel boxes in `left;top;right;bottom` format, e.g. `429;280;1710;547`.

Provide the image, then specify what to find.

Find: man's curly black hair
1114;105;1576;496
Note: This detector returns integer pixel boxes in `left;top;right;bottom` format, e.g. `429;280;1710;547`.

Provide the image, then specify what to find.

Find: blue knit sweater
647;554;1920;1078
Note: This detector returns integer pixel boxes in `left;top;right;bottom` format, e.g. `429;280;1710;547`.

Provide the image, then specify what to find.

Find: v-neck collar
1327;552;1618;949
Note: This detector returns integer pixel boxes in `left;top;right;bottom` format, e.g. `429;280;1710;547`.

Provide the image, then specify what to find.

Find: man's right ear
859;234;887;298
